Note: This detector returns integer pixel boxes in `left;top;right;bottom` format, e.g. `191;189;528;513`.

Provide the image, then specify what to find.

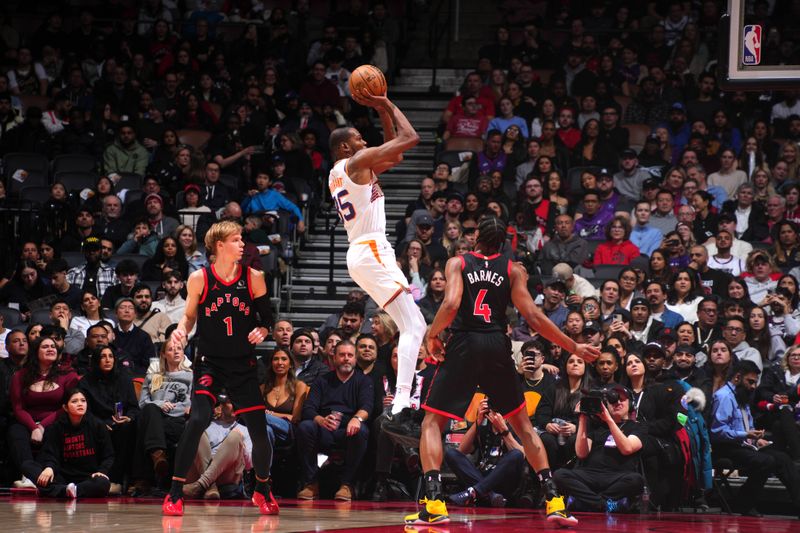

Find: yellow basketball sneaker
404;497;450;525
546;494;578;527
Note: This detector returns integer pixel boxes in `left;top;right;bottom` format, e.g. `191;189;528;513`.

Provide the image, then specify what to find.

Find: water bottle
640;484;650;513
284;240;294;261
553;418;567;446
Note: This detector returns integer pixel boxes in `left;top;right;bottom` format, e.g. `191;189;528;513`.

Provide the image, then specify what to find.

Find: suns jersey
328;158;386;242
451;252;512;333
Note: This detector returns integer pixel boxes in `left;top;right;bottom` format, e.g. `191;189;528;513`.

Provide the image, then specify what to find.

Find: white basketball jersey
328;158;386;242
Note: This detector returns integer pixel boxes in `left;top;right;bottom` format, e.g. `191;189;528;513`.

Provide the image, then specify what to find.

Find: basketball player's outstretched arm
426;256;465;360
348;90;419;179
170;270;203;348
509;263;600;363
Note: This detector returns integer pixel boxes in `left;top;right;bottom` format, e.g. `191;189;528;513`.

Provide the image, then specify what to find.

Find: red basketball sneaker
162;495;184;516
252;490;279;515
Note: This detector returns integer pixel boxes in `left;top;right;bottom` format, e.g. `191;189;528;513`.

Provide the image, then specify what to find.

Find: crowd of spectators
1;0;800;519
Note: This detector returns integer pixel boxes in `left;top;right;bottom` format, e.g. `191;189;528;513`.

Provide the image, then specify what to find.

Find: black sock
536;468;552;482
255;478;271;496
169;480;184;501
537;470;559;500
423;470;442;501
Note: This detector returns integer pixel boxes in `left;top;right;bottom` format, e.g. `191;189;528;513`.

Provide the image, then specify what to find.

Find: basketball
349;65;387;99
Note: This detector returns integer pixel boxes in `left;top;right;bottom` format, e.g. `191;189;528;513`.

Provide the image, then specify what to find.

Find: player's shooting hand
354;88;390;110
248;327;269;345
575;343;600;363
427;335;445;362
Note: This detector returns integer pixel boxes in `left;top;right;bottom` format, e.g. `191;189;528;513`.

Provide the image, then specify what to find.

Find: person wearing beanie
292;328;328;386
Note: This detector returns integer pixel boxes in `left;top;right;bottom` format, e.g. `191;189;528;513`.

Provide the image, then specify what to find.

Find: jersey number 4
473;289;492;323
334;190;356;221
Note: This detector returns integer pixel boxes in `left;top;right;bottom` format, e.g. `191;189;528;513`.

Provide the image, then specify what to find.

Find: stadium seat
51;154;97;176
55;172;99;193
594;264;626;280
0;306;23;328
124;189;143;206
115;172;143;191
444;137;484;153
613;95;632;119
30;308;53;325
19;94;50;113
19;185;51;205
3;152;50;180
178;129;212;151
220;173;238;191
436;150;472;169
624;124;651;153
114;253;148;271
567;166;602;194
7;171;48;196
62;251;85;269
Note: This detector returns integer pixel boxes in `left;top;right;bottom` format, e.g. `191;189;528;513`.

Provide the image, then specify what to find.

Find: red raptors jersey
197;265;257;358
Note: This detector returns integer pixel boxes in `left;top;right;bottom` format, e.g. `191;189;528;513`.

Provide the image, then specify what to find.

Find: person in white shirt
152;271;187;325
705;213;753;260
706;229;745;276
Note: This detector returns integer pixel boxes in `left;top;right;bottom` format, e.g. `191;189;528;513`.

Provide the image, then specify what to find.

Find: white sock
384;292;426;398
66;483;77;499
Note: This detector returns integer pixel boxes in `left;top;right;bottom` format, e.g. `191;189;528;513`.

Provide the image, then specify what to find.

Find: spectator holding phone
553;385;645;513
444;395;525;508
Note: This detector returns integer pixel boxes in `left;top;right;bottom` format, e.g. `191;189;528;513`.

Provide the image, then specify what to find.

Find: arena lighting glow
719;0;800;90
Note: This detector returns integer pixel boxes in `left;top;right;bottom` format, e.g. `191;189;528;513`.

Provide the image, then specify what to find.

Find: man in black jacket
113;298;156;377
292;328;329;386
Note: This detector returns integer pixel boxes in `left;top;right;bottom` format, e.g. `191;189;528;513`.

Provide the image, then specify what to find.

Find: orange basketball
349;65;387;98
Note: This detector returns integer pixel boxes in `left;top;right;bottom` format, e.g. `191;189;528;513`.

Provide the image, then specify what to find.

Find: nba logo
743;25;762;66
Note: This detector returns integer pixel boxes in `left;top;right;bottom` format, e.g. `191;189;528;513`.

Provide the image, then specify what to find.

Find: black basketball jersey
197;265;258;358
452;252;511;332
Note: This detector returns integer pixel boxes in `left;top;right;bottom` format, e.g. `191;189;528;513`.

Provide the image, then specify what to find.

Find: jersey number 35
334;190;356;221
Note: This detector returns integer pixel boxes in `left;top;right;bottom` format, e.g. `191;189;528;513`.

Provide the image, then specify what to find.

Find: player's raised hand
248;326;269;345
574;343;600;363
354;88;391;111
427;335;445;362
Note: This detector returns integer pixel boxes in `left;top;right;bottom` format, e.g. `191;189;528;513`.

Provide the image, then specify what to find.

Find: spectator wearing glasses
722;316;763;372
553;384;645;513
593;216;640;266
693;297;724;359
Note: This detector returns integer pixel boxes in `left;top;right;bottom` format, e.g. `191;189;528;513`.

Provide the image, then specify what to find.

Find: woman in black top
691;190;719;245
418;269;446;324
142;235;190;281
79;345;139;490
535;353;593;468
32;388;113;499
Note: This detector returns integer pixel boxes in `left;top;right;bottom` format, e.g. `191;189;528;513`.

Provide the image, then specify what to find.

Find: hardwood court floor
1;496;798;532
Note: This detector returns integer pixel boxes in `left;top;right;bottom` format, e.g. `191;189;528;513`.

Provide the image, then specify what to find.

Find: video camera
579;387;628;416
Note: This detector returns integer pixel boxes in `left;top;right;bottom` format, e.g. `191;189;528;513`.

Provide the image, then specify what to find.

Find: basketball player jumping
162;220;278;516
405;216;600;527
328;89;425;415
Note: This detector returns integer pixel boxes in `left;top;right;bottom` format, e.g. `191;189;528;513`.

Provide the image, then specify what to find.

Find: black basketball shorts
193;355;265;416
422;330;525;420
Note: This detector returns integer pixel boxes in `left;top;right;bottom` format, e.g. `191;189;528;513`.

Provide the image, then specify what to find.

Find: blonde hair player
328;87;424;415
162;220;278;517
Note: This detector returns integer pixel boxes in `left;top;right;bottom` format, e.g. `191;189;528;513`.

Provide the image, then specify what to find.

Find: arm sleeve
277;195;304;221
710;393;747;441
10;372;38;431
357;376;374;416
95;422;115;474
37;423;63;469
301;378;323;421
